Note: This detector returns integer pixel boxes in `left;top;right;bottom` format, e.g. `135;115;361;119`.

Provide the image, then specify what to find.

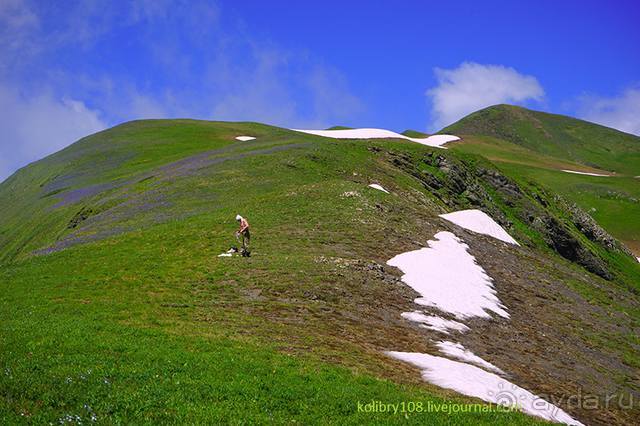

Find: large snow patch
292;128;460;147
440;209;519;245
386;351;584;425
387;228;584;425
387;231;509;320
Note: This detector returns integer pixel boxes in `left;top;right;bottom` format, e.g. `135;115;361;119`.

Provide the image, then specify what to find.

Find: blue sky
1;0;639;182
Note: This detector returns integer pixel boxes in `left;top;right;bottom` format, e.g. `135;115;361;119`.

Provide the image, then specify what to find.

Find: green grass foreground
1;237;539;425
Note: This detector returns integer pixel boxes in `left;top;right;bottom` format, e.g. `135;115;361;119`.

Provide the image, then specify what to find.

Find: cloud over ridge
577;86;640;136
426;62;544;130
0;0;364;182
0;84;106;181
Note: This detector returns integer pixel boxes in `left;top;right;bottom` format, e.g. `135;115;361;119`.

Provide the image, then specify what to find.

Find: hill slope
446;105;640;255
1;120;639;424
444;104;640;175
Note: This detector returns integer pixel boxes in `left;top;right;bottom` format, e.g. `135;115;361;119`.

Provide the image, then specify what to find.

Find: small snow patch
561;169;610;177
235;136;256;141
401;311;469;334
440;209;519;245
218;253;232;257
637;257;640;263
292;128;459;148
387;231;509;320
368;183;389;193
420;134;460;146
436;341;503;374
386;351;584;426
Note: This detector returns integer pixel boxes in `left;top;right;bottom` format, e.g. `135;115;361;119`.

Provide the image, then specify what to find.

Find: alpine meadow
2;2;640;425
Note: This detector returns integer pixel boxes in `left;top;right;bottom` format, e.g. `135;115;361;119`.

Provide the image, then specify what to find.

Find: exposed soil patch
67;207;97;229
445;226;640;425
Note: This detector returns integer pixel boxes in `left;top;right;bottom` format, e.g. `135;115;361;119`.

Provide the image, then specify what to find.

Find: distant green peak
401;129;430;138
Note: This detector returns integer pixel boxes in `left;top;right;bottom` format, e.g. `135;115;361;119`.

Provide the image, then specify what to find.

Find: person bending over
235;214;250;256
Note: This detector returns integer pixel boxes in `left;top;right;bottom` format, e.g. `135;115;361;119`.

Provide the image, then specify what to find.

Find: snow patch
401;311;469;334
368;183;389;193
387;231;509;320
436;341;503;374
422;134;461;146
386;351;584;426
387;228;583;424
235;136;256;141
561;169;610;177
217;253;232;257
439;209;519;245
292;128;460;147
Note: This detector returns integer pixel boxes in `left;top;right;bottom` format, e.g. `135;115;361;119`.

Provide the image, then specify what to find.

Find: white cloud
0;0;40;70
0;0;38;38
305;66;364;128
0;84;106;182
210;47;299;125
0;1;365;183
577;87;640;136
127;92;170;120
426;62;545;130
209;45;364;128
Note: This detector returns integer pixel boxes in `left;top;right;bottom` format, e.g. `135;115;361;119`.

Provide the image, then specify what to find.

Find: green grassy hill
326;125;354;130
401;130;430;138
446;105;640;255
444;104;640;175
1;120;639;424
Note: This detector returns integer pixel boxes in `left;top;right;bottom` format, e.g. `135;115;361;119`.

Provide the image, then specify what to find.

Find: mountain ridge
443;104;640;175
1;116;639;425
445;104;640;256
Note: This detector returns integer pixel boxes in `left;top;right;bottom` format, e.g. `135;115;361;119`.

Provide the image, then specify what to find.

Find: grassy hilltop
444;104;640;174
1;118;639;424
446;104;640;255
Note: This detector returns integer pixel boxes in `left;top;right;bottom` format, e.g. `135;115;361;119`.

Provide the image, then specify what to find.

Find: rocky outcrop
385;149;621;280
562;199;634;256
528;214;612;280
